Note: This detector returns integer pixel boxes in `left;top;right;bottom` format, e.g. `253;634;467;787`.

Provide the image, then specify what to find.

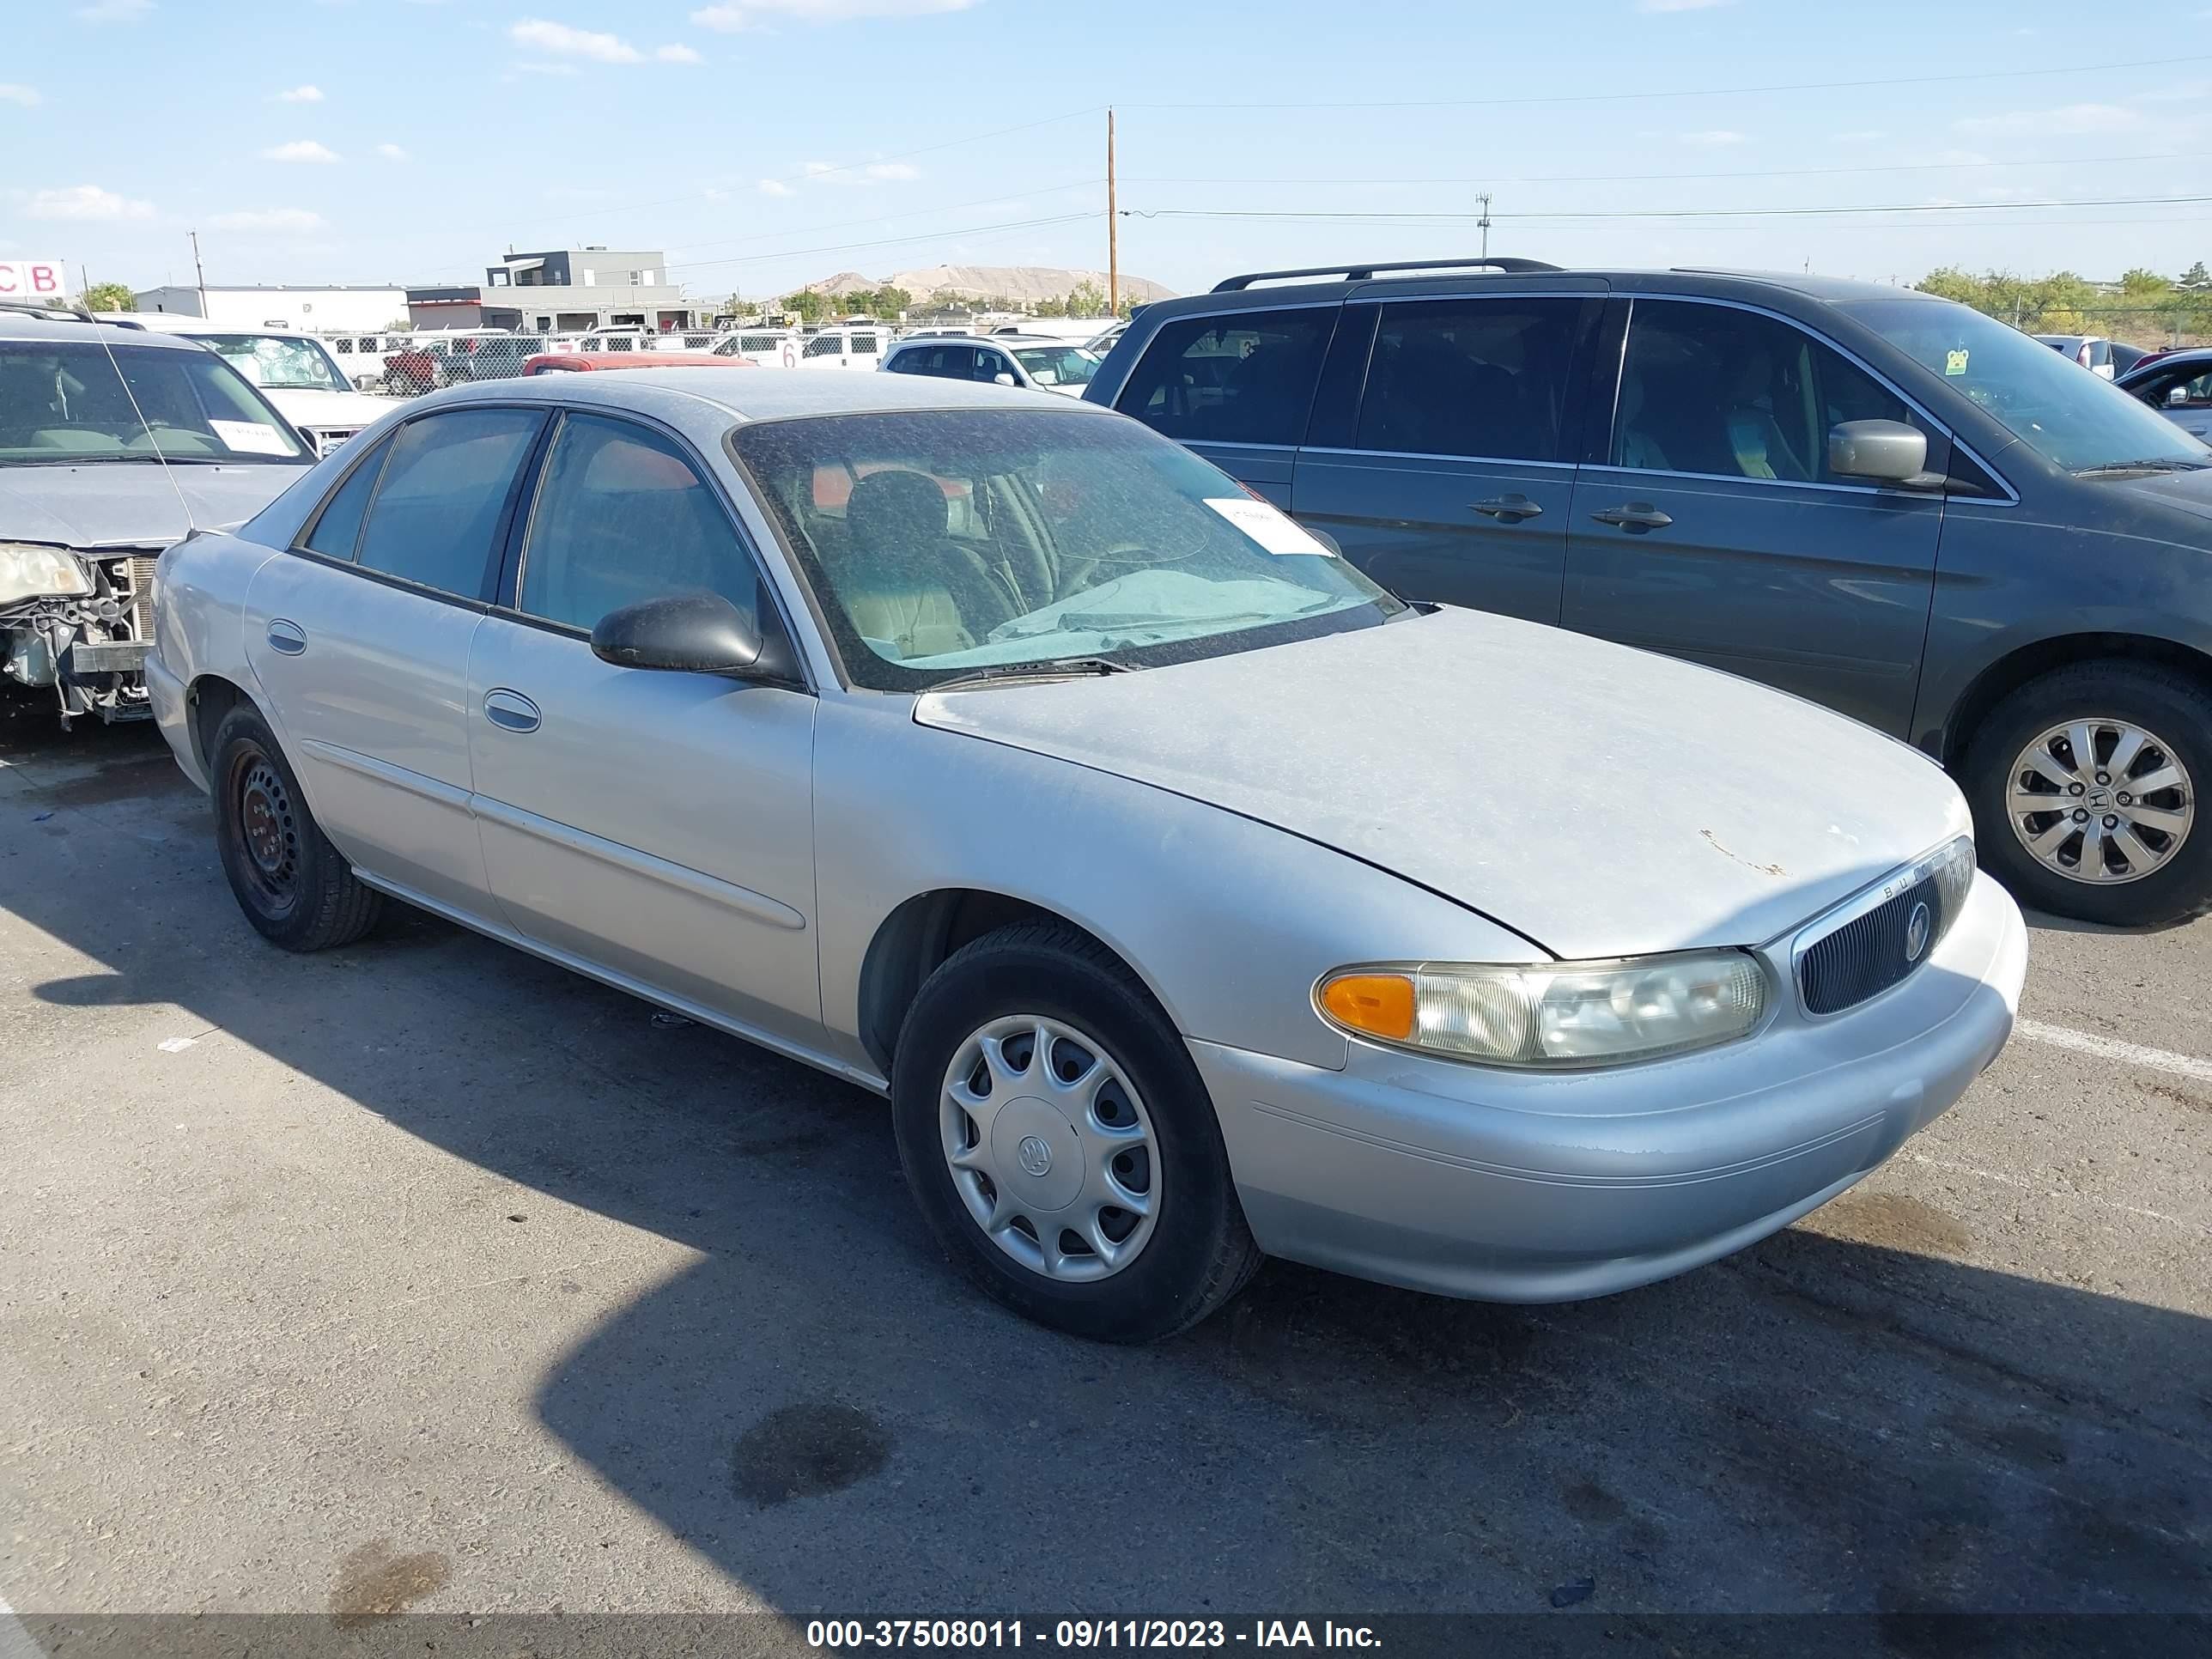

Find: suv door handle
483;689;542;733
1589;503;1674;532
266;619;307;655
1469;495;1544;521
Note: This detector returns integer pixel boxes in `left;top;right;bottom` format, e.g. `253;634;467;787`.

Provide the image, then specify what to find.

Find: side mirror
590;590;793;681
1828;419;1939;488
993;372;1018;387
2170;387;2190;406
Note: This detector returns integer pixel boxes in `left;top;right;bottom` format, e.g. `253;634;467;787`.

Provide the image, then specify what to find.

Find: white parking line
2015;1018;2212;1087
0;1589;46;1659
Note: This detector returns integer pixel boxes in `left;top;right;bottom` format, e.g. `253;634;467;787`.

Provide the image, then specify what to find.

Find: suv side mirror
1828;419;1940;488
993;372;1018;387
591;590;794;681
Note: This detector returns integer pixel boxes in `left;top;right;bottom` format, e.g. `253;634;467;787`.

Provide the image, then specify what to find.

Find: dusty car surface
1;310;313;725
146;369;2026;1340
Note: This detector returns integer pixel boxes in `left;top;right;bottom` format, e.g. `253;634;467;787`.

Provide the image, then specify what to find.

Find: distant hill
803;264;1176;307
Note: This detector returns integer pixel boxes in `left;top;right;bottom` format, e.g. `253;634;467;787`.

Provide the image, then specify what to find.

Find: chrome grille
129;555;159;641
1797;876;1942;1016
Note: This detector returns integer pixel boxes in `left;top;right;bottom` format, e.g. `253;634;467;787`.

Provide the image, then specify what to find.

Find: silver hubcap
2006;716;2195;885
939;1014;1160;1282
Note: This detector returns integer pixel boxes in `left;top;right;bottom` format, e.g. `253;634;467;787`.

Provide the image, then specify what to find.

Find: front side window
731;409;1401;691
1013;346;1099;390
0;340;311;465
1115;307;1335;447
355;408;541;595
1356;300;1583;462
519;413;764;635
1613;301;1912;484
1845;297;2208;473
200;334;351;393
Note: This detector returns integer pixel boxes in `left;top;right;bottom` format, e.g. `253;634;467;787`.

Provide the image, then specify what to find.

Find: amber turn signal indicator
1318;973;1417;1042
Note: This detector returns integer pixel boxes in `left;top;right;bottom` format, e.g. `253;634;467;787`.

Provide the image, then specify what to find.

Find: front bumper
145;650;209;790
1194;871;2026;1304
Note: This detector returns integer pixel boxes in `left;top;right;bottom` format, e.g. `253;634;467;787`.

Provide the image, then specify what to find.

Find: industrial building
130;283;409;332
403;247;703;333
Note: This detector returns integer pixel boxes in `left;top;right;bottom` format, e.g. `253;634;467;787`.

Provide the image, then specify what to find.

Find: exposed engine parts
0;550;159;726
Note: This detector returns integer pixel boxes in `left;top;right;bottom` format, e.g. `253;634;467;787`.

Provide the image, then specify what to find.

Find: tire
210;703;382;951
1962;660;2212;927
890;921;1263;1342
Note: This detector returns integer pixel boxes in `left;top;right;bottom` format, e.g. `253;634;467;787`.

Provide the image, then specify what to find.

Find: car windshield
1013;346;1100;388
731;409;1402;690
0;338;312;465
198;334;350;393
1845;299;2209;472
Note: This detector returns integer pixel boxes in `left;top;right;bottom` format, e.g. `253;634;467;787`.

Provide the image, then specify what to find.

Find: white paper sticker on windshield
1204;495;1336;556
209;419;291;456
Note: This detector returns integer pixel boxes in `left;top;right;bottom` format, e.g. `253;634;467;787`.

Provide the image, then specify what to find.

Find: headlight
1318;951;1769;1068
0;543;93;606
1925;836;1977;938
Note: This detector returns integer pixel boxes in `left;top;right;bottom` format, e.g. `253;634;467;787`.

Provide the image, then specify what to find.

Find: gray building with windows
405;247;699;333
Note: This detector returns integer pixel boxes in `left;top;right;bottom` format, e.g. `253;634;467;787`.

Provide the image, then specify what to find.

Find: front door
1291;295;1597;625
1561;297;1945;736
241;406;545;915
465;410;823;1046
1110;305;1339;507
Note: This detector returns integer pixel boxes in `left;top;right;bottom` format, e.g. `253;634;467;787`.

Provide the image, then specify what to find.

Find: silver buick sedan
147;371;2027;1341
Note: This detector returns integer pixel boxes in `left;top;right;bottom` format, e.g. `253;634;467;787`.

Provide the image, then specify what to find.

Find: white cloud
757;178;796;196
509;20;702;64
1679;129;1747;147
0;84;41;107
691;0;973;27
1956;102;2142;136
274;83;324;102
794;158;921;186
210;207;326;232
655;42;703;61
375;141;409;160
1636;0;1731;10
27;184;155;221
262;140;341;163
76;0;152;20
514;60;581;75
863;161;918;180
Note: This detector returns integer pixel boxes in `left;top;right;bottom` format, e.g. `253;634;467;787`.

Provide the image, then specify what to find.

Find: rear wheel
1965;661;2212;927
890;921;1262;1342
210;704;382;951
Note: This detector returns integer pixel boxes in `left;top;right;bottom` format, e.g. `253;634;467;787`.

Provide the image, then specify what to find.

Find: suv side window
1356;299;1583;462
1116;307;1334;447
975;350;1013;383
355;409;541;596
1614;300;1912;484
518;412;767;636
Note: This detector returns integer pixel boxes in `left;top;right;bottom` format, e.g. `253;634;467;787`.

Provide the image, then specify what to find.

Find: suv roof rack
0;299;144;328
1212;257;1561;293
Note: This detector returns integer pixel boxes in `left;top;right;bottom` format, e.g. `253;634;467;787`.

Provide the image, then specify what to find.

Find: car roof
1136;262;1929;317
0;312;210;349
434;366;1103;422
2124;346;2212;373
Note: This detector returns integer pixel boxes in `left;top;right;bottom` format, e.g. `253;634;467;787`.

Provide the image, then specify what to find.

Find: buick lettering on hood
144;370;2027;1341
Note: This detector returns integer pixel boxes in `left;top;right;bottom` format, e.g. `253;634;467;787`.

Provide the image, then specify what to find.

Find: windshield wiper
2075;458;2211;476
927;657;1142;692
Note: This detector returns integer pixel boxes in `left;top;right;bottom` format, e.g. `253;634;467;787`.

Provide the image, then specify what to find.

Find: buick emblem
1904;900;1932;963
1016;1135;1054;1178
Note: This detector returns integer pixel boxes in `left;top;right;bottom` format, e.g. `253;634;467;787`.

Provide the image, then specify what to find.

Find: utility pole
189;229;207;319
1476;192;1492;260
1107;107;1119;318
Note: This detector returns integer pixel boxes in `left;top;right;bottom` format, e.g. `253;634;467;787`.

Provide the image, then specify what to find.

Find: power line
1125;149;2212;190
666;211;1097;274
1116;52;2212;112
1124;193;2212;225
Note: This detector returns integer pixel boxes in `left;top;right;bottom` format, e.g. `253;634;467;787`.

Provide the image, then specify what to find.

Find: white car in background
882;333;1101;396
116;314;392;454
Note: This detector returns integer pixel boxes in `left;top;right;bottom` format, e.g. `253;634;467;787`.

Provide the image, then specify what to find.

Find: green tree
1065;278;1109;318
840;288;879;318
79;281;137;313
2185;262;2211;289
874;285;912;319
781;289;830;324
1032;295;1068;318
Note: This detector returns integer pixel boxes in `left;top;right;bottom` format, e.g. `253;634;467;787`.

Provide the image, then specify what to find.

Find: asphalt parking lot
1;702;2207;1643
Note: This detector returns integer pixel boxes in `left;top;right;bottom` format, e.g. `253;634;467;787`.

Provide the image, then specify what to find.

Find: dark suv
1085;257;2212;927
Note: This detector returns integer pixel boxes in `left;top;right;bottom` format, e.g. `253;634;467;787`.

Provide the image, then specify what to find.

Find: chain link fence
315;326;758;398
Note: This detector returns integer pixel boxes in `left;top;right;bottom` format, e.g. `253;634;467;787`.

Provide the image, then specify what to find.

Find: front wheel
890;921;1262;1342
1964;661;2212;927
210;704;383;951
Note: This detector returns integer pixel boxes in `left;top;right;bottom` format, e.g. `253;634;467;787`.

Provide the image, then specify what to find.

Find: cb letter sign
0;260;68;299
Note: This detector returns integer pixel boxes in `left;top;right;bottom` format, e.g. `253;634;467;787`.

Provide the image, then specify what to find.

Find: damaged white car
0;309;313;725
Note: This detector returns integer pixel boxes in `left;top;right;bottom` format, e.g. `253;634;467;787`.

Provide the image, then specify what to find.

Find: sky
6;0;2212;304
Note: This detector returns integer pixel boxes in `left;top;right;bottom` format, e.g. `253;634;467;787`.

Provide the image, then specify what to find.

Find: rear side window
1613;300;1913;485
851;332;879;356
1356;300;1584;462
356;408;542;596
1116;307;1334;447
300;433;392;560
804;335;844;359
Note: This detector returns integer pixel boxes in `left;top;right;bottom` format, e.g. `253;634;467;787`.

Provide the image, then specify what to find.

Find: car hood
915;607;1967;959
257;386;392;427
0;462;305;550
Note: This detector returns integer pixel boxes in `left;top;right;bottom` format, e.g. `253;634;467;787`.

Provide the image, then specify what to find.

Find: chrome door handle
265;619;307;655
1469;494;1544;522
483;689;542;733
1589;503;1674;532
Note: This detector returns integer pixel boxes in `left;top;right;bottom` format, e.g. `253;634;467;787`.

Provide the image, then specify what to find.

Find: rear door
1291;295;1598;624
1109;304;1338;507
1561;296;1944;736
